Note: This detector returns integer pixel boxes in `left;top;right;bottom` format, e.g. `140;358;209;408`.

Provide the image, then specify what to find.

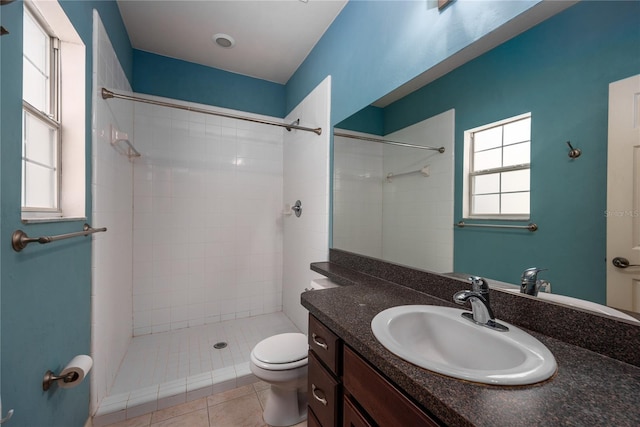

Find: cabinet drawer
309;314;342;374
308;351;340;427
343;395;373;427
344;346;439;427
308;408;322;427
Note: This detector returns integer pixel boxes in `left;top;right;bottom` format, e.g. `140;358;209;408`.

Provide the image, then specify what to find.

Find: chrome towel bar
386;166;430;182
455;221;538;232
11;223;107;252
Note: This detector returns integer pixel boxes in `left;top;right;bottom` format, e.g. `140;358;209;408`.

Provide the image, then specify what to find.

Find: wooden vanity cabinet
308;315;343;426
343;346;439;427
308;314;440;427
343;395;373;427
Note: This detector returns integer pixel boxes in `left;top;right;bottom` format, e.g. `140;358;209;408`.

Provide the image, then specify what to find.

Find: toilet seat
251;333;308;371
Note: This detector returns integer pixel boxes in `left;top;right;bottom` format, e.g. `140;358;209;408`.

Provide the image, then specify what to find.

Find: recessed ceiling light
212;33;235;49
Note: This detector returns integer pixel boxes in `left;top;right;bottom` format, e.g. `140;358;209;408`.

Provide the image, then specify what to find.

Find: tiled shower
130;94;285;336
90;11;329;424
333;109;454;273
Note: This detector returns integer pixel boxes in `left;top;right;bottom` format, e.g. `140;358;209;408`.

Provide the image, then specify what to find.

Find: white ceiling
117;0;348;85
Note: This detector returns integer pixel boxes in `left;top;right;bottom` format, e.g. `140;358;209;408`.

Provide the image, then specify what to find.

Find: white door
607;74;640;312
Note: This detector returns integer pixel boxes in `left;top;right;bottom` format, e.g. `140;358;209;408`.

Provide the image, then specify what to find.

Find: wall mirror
331;1;640;321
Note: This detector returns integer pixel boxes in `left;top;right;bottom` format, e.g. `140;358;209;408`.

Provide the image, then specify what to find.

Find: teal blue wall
286;0;543;125
59;0;133;83
286;0;543;253
0;1;131;426
380;1;639;303
335;105;384;135
133;50;286;118
2;0;627;425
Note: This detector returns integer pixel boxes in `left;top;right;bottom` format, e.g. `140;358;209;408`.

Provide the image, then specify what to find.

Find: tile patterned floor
112;313;299;393
100;382;307;427
94;313;301;425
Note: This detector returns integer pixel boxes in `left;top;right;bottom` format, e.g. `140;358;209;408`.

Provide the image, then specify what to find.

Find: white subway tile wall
381;110;455;272
91;11;135;414
333;131;384;258
332;110;454;273
131;94;284;335
91;18;331;421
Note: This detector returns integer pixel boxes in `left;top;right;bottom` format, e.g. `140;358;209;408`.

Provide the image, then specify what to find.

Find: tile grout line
206;393;211;427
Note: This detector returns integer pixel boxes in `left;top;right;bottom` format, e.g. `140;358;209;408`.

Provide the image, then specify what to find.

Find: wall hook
566;141;581;159
291;200;302;217
0;396;13;425
0;409;13;425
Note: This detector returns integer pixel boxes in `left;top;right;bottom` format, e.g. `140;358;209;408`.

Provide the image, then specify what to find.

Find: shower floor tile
110;312;299;395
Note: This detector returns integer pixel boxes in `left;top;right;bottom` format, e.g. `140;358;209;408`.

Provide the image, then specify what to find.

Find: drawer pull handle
311;384;328;406
312;333;328;350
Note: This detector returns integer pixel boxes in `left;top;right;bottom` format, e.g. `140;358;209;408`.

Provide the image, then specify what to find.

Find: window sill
465;216;530;221
21;215;87;224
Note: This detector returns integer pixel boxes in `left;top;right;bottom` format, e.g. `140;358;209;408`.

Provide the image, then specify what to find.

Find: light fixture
212;33;235;48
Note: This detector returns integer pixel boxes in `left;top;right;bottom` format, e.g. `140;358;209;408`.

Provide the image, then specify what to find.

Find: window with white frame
21;1;86;221
22;6;60;212
463;113;531;219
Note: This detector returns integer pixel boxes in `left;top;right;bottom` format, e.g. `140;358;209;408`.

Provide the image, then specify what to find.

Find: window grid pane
24;111;57;167
503;141;530;167
472;147;502;172
469;114;531;217
22;110;59;210
23;59;48;112
24;162;57;209
472;194;500;215
473;126;502;152
501;169;530;193
501;192;530;215
473;173;500;195
23;10;51;114
22;7;60;213
503;117;531;145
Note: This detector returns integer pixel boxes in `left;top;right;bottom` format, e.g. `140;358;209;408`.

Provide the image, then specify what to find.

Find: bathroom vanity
308;314;438;426
302;250;640;426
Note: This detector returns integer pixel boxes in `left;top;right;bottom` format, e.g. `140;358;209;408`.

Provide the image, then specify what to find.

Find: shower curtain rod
334;131;445;153
101;88;322;136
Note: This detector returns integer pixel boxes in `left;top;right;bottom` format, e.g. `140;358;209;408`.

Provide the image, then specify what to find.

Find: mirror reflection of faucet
520;267;551;296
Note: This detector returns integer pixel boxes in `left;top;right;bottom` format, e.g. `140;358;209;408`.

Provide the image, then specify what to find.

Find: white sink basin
371;305;557;385
502;288;640;323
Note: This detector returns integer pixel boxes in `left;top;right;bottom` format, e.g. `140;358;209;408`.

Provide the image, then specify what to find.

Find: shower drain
213;342;228;350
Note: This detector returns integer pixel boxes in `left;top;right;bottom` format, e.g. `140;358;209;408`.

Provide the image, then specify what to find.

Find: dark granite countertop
302;266;640;427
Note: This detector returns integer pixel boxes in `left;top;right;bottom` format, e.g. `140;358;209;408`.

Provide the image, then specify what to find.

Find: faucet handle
537;279;551;293
521;267;547;282
468;276;489;294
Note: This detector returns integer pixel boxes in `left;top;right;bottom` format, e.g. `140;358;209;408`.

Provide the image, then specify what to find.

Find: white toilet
250;332;309;426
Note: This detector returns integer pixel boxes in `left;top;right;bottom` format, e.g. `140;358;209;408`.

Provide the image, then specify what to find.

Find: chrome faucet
520;268;550;296
453;276;508;332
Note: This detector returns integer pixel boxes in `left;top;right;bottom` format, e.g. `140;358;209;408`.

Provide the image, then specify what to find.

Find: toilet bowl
250;332;308;426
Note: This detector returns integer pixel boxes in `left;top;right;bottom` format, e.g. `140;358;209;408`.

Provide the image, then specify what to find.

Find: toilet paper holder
42;370;79;391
